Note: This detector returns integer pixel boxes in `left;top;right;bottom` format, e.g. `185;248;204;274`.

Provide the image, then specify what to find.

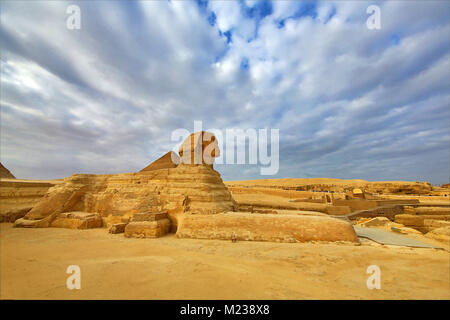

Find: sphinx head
178;131;219;166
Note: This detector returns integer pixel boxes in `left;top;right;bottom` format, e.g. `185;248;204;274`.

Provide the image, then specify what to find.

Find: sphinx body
15;132;234;231
15;131;358;243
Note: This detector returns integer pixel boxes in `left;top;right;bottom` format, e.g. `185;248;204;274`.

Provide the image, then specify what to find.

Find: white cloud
0;0;449;184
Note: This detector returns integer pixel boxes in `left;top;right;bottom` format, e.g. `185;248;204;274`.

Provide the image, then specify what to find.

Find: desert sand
1;136;449;300
1;223;449;300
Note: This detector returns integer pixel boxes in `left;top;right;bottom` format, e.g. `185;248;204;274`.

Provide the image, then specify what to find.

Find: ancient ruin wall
0;180;58;222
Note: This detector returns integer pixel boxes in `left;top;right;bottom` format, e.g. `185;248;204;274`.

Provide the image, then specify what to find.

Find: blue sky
0;0;449;184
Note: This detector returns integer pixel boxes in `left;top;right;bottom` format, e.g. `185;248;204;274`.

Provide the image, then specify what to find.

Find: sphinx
15;131;358;243
15;131;234;231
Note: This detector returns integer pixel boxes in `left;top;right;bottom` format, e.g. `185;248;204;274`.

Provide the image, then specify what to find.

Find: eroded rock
50;212;103;229
177;212;359;243
124;220;171;238
357;217;391;227
109;223;127;234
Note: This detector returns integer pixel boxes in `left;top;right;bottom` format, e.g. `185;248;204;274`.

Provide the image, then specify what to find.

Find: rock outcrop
425;226;450;243
50;212;103;229
0;163;15;179
177;212;359;243
124;212;171;238
109;223;127;234
0;179;59;222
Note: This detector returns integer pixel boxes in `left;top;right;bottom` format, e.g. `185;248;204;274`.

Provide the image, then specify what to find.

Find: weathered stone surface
109;223;127;234
352;188;364;198
177;212;359;243
0;162;15;179
124;219;171;238
229;194;332;213
14;213;56;228
395;214;450;227
403;206;416;215
414;207;450;216
0;207;32;223
357;217;391;227
0;179;57;222
131;211;168;222
178;131;219;166
425;226;450;243
424;219;450;229
140;151;179;172
50;212;103;229
344;205;404;221
391;226;422;235
25;190;84;221
326;205;351;215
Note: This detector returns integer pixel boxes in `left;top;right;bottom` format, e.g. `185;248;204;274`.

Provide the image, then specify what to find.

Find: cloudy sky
1;0;449;184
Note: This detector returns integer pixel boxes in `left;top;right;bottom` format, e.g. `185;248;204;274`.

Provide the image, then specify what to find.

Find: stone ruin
14;131;358;243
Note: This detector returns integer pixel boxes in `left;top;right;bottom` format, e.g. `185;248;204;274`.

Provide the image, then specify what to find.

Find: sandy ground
1;223;449;300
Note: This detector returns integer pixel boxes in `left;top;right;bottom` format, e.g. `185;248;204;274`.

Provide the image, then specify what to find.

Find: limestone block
0;180;56;221
326;205;351;215
0;207;32;223
14;213;56;228
424;219;450;229
395;214;450;227
109;223;127;234
414;207;450;216
358;217;390;227
177;212;359;243
403;206;416;215
25;190;84;220
131;211;168;222
124;219;171;238
50;212;103;229
425;226;450;243
391;226;422;235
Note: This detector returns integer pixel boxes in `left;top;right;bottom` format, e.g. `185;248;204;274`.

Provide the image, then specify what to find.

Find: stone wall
177;212;359;243
0;180;58;222
225;179;433;195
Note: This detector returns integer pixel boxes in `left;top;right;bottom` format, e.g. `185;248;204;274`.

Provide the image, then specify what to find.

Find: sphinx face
178;131;219;165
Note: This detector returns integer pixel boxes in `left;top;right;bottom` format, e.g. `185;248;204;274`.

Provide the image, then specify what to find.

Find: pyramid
0;162;15;179
140;151;180;172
